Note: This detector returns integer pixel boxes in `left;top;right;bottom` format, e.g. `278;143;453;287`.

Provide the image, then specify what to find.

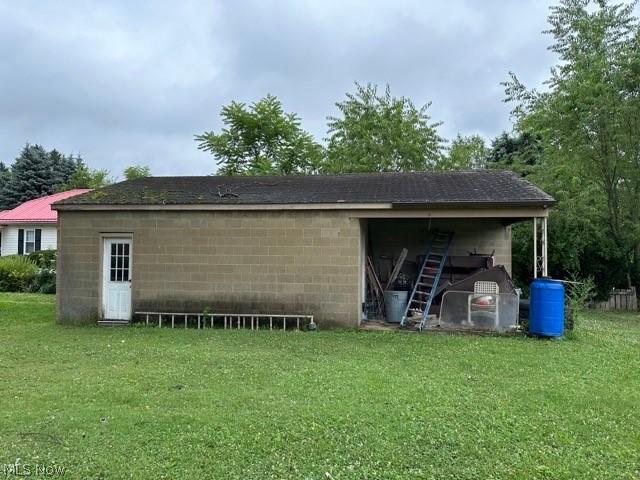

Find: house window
24;229;36;254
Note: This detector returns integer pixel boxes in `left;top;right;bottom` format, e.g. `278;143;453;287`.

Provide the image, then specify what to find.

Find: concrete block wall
436;219;512;273
57;209;515;328
57;210;362;327
367;218;512;279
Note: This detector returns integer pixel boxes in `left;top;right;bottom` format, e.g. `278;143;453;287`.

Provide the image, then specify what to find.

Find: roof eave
52;202;395;211
391;200;555;209
53;199;556;211
0;219;57;224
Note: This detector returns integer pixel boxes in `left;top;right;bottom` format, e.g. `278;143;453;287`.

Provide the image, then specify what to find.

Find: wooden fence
591;287;638;311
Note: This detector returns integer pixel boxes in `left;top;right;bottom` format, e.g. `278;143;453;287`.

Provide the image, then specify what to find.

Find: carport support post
533;218;537;279
533;216;548;279
543;216;548;277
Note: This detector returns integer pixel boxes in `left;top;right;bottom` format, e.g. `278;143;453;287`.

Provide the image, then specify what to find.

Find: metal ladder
400;231;454;330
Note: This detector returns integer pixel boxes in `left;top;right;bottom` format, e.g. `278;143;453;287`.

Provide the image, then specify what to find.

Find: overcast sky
0;1;564;177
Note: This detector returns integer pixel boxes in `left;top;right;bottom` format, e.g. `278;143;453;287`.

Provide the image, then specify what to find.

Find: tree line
195;84;495;175
0;145;151;210
195;0;640;298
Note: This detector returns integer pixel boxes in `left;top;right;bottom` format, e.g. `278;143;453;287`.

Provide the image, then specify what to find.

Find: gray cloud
0;0;578;176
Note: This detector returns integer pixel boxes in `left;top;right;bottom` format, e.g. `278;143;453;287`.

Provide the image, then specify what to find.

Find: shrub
0;256;38;292
28;249;56;269
26;250;57;294
30;268;56;294
565;276;596;331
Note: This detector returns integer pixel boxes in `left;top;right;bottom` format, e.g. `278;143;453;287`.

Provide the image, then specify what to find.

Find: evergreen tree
0;144;55;209
486;131;542;177
0;162;11;210
50;150;80;189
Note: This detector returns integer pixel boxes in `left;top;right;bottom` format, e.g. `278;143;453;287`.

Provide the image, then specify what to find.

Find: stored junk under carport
52;170;554;331
364;219;526;332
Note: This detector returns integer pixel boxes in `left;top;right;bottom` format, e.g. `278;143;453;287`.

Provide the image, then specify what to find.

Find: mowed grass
0;294;639;479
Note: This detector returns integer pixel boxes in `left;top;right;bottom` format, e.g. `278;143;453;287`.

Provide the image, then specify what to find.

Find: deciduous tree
323;83;444;173
438;134;488;170
123;165;151;180
61;163;112;190
196;95;324;175
505;0;640;292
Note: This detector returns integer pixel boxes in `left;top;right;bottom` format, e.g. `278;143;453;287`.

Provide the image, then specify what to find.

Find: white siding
0;224;57;256
40;226;58;251
0;226;19;256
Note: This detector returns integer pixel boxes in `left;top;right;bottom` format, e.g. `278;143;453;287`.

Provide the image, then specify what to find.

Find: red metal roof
0;190;90;224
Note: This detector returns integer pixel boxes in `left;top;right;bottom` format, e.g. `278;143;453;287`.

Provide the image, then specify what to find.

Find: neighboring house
0;190;90;256
52;172;554;327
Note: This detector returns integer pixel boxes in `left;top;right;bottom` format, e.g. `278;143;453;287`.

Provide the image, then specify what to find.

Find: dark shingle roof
54;171;554;208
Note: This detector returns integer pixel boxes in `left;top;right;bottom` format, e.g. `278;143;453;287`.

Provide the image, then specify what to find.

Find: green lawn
0;293;638;479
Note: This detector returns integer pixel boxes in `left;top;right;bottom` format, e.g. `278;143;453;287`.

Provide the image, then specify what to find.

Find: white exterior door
102;238;132;320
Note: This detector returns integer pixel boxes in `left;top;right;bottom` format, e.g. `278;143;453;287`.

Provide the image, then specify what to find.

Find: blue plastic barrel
529;278;565;337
